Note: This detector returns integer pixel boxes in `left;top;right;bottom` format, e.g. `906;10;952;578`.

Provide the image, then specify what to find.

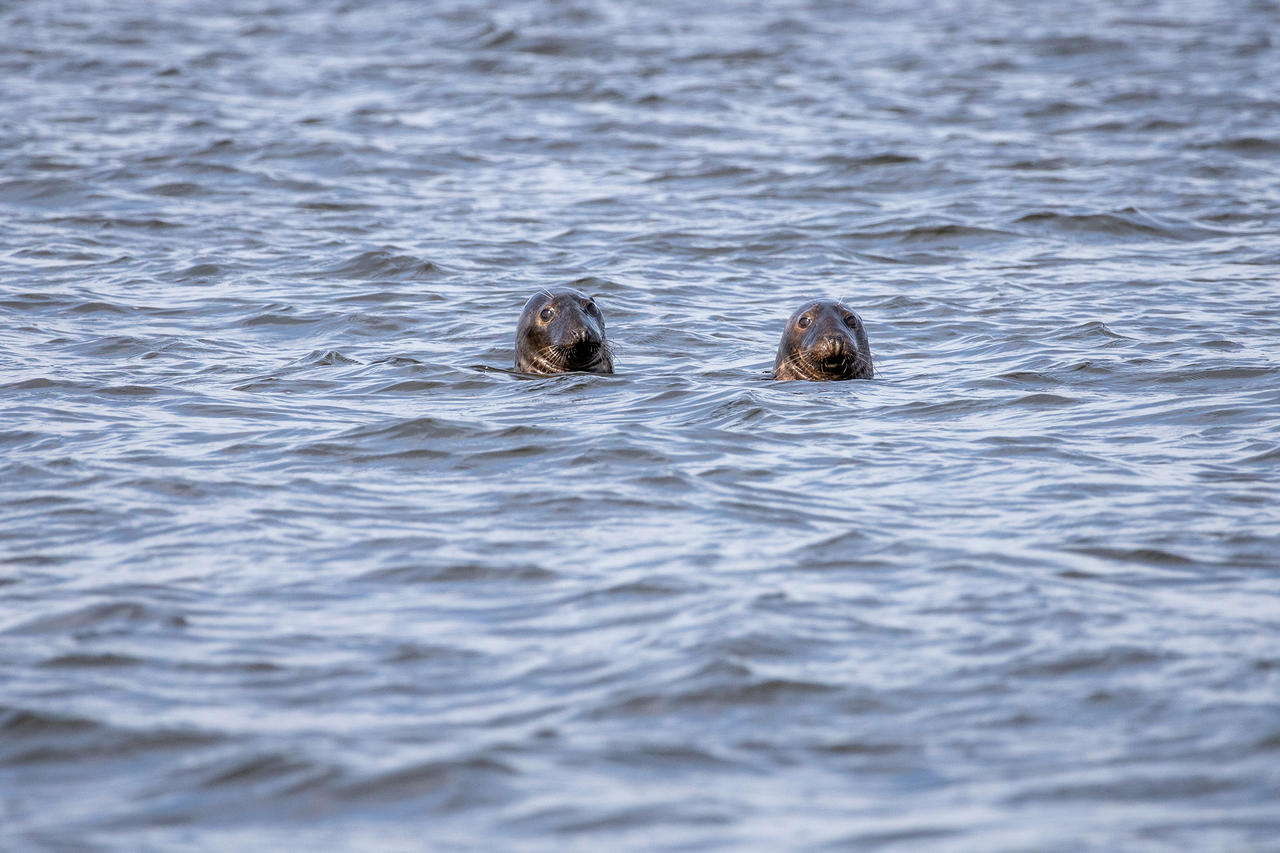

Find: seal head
772;300;872;381
515;288;613;375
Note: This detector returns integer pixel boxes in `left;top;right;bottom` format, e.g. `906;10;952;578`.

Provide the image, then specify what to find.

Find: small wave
0;706;221;765
1007;772;1238;804
381;643;486;664
1051;320;1130;341
813;739;907;756
1152;365;1277;383
572;576;708;602
683;47;780;63
1065;546;1197;567
1;378;88;392
1237;445;1280;465
359;563;557;584
40;652;141;668
68;301;129;315
374;379;453;393
4;601;188;635
1015;208;1230;241
564;275;622;295
1013;393;1078;406
333;415;497;444
97;384;166;397
1193;136;1280;155
855;223;1016;244
1030;34;1129;57
642;165;757;184
1;707;98;736
71;335;152;357
596;677;838;717
0;177;88;205
144;181;203;197
295;349;360;366
995;370;1059;384
0;291;65;309
318;249;443;280
1256;731;1280;751
997;157;1071;170
338;756;515;805
600;742;740;772
198;752;319;790
515;36;601;57
469;24;517;49
814;152;921;169
513;801;730;835
823;826;959;850
1010;646;1171;677
176;263;221;279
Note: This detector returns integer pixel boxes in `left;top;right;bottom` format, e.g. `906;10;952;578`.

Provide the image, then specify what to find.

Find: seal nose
821;332;846;354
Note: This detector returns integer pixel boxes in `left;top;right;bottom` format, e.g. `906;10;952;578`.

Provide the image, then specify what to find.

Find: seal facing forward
515;288;614;375
773;300;872;381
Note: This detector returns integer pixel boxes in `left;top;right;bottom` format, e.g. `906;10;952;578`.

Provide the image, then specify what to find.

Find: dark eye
584;301;598;316
797;316;811;329
844;315;859;328
539;307;554;322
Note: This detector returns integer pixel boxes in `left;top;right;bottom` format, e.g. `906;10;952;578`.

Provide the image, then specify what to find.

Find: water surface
3;0;1280;849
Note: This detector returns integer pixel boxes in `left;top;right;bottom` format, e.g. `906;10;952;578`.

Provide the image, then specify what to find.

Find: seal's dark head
515;288;613;375
773;300;872;381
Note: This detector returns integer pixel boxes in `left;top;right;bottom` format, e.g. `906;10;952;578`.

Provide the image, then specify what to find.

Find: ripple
358;563;557;584
1015;208;1233;241
0;706;222;765
3;0;1280;848
319;249;443;280
0;177;89;205
5;601;188;635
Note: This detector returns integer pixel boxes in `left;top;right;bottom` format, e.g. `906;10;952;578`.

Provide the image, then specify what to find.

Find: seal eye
539;307;554;322
797;316;811;329
844;315;859;328
584;301;598;316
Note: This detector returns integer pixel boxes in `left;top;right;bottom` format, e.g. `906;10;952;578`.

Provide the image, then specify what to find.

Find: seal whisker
777;349;819;381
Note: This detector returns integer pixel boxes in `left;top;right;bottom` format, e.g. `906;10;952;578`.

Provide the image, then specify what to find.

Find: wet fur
514;288;614;375
773;300;872;381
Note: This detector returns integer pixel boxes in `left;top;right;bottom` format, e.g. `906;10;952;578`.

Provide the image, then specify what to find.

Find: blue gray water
3;0;1279;849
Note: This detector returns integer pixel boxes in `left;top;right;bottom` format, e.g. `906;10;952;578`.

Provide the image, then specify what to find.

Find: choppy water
3;0;1280;849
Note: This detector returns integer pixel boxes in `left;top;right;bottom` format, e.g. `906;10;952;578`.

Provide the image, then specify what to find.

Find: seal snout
559;320;601;364
566;324;597;347
564;329;602;367
819;331;848;357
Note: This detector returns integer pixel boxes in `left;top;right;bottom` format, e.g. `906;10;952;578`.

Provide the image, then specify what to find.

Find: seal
772;300;872;381
514;288;614;375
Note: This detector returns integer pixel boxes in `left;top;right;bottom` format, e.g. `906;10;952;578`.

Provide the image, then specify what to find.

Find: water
3;0;1279;849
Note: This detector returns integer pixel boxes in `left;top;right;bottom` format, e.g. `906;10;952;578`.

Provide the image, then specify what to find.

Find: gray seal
772;300;872;381
514;288;614;375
